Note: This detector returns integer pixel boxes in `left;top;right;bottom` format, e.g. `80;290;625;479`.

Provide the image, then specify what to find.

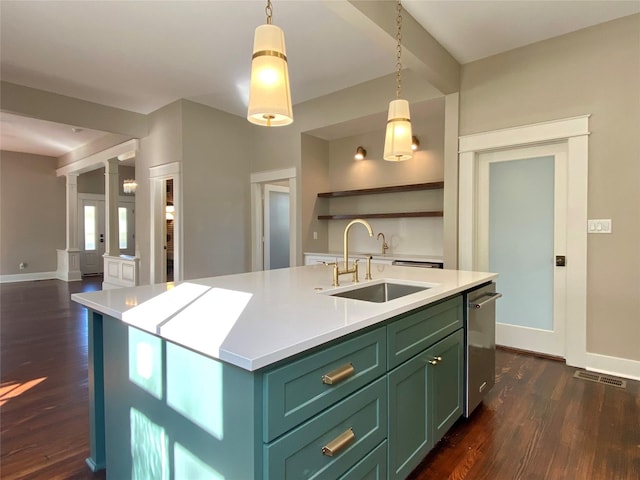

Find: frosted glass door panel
489;156;554;330
268;190;290;269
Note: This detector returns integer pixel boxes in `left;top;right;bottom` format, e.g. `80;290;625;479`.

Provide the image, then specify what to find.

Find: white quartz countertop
72;265;496;371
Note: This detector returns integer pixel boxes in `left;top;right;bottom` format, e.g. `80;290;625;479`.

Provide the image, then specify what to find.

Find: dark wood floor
1;278;639;479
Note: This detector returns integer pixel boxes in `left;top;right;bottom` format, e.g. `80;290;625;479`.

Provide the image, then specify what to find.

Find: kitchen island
72;264;496;479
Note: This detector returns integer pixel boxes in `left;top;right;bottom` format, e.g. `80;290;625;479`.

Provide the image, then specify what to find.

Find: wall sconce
123;179;137;194
411;136;420;151
166;205;175;221
354;146;367;160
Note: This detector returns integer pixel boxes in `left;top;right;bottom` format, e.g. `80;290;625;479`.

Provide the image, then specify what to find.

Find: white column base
56;249;82;282
102;255;140;289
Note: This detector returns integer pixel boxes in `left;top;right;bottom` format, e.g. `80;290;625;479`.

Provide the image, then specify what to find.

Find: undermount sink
329;281;430;303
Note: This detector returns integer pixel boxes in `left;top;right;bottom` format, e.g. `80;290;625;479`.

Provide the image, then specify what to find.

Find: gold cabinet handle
428;356;442;365
322;428;355;457
322;363;355;385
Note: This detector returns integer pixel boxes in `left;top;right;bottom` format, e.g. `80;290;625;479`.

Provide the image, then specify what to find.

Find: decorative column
104;158;120;257
56;173;82;281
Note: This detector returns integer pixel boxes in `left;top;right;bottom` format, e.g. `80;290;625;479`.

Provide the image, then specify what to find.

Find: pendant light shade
383;0;413;161
247;23;293;127
384;99;413;161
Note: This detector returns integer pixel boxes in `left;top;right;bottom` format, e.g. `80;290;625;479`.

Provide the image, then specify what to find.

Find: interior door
79;199;105;275
263;184;290;270
476;143;567;357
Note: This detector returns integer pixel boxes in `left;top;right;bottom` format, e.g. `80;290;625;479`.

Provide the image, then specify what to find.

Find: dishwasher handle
469;292;502;309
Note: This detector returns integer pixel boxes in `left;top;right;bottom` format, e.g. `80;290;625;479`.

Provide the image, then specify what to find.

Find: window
119;207;128;250
84;205;96;250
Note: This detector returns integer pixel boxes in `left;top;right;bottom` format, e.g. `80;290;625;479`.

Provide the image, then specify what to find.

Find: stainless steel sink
329;281;430;303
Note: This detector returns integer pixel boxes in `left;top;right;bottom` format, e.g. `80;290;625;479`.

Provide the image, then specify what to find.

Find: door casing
150;162;182;284
458;115;589;368
250;168;298;272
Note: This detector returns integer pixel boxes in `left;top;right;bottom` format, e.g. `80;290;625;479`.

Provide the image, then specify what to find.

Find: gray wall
181;100;252;279
0;151;65;275
135;100;253;283
322;98;446;256
251;70;444;265
137;100;184;285
459;14;640;361
78;165;135;195
301;134;330;254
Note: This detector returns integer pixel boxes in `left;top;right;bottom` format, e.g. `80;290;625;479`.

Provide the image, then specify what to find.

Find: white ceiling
1;0;638;157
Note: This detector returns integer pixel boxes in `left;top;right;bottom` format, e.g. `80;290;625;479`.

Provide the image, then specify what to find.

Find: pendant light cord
395;0;403;99
265;0;273;25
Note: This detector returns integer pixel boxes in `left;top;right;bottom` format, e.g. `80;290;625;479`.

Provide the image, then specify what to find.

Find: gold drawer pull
322;363;355;385
322;428;355;457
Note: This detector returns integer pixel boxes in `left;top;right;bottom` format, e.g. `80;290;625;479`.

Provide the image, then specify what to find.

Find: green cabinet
387;296;462;370
265;377;387;479
263;296;464;480
387;328;464;480
339;441;387;480
428;330;464;445
388;346;432;479
263;327;386;442
88;294;466;480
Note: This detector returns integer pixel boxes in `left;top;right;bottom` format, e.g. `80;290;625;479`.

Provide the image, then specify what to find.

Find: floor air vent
573;370;627;389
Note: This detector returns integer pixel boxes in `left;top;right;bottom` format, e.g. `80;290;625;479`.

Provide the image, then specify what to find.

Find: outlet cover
587;219;612;234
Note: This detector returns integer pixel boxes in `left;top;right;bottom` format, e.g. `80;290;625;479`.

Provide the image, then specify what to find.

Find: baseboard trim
85;457;105;472
496;345;565;363
0;271;58;283
585;352;640;382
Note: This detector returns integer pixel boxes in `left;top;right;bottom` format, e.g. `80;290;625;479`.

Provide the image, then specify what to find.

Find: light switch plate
587;219;612;234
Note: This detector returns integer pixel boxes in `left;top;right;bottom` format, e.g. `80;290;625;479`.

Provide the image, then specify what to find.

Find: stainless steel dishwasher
464;282;502;417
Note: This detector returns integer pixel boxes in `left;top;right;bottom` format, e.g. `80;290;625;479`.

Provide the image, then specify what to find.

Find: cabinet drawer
265;377;387;480
387;295;462;369
338;440;387;480
264;327;386;442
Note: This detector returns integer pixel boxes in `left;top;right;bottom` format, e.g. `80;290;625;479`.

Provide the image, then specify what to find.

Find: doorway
263;184;290;270
78;194;135;275
250;168;297;271
79;197;105;275
165;179;174;281
458;115;589;367
476;144;567;357
149;162;181;284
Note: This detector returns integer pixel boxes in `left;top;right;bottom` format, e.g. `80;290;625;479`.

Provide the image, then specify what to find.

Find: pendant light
247;0;293;127
383;0;413;161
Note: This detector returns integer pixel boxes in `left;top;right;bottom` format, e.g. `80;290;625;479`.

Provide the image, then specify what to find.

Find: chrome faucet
329;219;373;286
377;232;389;255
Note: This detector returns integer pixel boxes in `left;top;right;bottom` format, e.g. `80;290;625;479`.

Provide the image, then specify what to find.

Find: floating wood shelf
317;181;444;220
317;181;444;198
318;211;443;220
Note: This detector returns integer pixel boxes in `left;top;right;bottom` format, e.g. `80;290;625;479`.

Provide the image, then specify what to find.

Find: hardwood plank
1;278;105;480
407;350;640;480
